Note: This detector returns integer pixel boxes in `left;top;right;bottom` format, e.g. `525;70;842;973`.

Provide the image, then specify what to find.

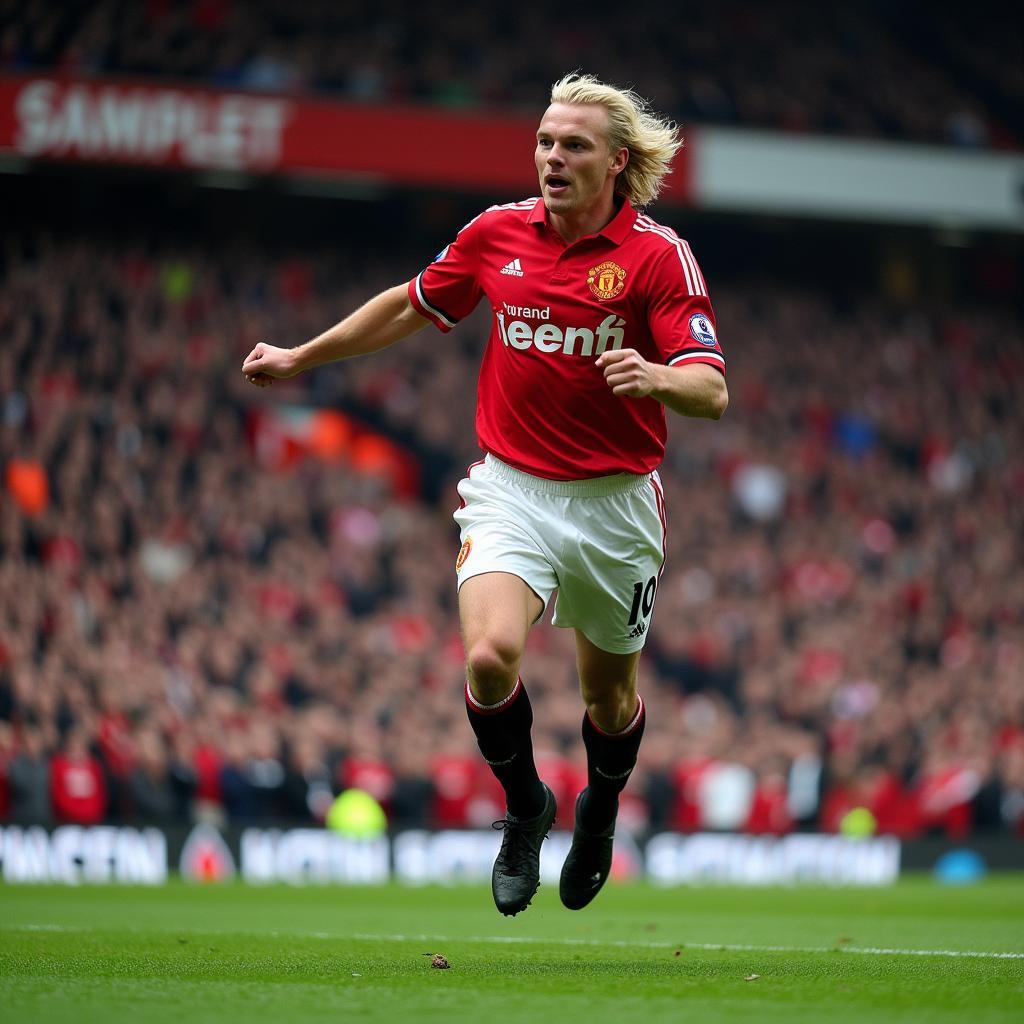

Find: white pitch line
351;932;1024;960
8;924;1023;960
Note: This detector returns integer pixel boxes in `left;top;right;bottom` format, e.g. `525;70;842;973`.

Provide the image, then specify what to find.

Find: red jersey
408;198;725;480
50;753;107;825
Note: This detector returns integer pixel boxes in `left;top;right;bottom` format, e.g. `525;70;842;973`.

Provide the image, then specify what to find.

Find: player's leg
459;570;557;917
452;457;561;914
560;632;646;910
550;476;664;910
459;570;547;819
575;632;646;827
460;570;540;702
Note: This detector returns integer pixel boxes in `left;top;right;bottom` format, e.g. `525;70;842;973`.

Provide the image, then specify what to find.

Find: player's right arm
241;283;428;387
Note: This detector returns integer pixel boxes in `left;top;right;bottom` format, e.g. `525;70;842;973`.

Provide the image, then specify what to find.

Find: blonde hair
549;72;682;208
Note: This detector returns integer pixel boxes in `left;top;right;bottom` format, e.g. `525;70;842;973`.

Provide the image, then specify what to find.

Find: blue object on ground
933;848;986;885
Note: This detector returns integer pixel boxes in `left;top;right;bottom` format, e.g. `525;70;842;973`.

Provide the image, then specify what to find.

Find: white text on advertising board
0;825;167;883
15;80;289;170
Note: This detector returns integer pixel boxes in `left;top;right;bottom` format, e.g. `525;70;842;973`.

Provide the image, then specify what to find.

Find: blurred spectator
978;742;1024;837
49;727;107;825
7;726;51;824
219;730;258;822
5;458;49;517
282;735;334;823
247;718;287;819
0;722;10;817
339;731;395;817
821;758;917;838
167;730;199;821
745;759;793;835
127;728;177;822
389;743;434;829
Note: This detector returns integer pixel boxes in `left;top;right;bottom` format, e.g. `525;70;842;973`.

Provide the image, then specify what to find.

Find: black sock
579;695;646;833
465;678;546;819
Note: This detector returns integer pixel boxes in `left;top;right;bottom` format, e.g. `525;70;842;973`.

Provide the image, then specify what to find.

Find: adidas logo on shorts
627;622;647;640
500;258;525;277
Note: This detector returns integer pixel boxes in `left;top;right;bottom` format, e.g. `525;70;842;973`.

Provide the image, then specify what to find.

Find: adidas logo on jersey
500;258;525;277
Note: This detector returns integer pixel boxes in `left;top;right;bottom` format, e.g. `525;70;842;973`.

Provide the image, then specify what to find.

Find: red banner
0;74;691;202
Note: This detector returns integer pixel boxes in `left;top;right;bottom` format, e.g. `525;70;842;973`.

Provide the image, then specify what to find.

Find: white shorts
453;455;667;654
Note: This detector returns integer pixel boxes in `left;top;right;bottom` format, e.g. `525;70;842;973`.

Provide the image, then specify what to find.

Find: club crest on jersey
587;261;626;301
456;537;472;571
689;313;717;347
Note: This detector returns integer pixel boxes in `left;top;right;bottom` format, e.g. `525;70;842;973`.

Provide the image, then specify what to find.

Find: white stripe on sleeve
415;273;456;328
668;350;725;366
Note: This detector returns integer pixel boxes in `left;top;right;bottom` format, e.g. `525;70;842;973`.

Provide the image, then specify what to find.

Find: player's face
535;103;628;219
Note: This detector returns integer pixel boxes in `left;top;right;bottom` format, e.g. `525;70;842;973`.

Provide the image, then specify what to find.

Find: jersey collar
527;197;638;245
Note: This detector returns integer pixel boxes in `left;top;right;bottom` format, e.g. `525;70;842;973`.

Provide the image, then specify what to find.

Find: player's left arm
608;238;728;419
596;350;728;419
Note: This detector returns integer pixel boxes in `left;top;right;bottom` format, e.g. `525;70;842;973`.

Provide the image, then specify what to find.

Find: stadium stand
0;0;1020;843
1;225;1021;837
1;0;1020;148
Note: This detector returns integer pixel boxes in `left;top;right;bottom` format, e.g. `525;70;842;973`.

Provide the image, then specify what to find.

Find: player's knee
465;637;521;703
584;683;638;734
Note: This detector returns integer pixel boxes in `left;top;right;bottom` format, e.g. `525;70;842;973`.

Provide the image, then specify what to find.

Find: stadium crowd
0;228;1022;840
2;0;1020;149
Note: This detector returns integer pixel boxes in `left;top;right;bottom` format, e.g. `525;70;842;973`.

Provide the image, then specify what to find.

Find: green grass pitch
2;878;1022;1023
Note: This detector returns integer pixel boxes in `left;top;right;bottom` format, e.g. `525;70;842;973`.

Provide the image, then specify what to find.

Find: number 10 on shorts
628;575;658;626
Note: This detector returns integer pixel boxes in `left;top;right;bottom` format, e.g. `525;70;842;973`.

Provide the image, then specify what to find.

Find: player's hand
596;348;658;398
241;343;298;387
